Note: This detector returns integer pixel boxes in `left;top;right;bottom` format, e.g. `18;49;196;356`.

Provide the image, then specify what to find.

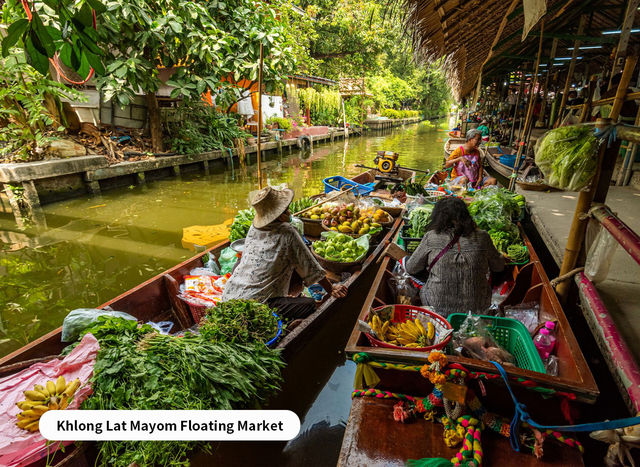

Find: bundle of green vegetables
290;196;317;214
229;208;255;241
535;124;599;191
407;204;434;238
78;317;284;466
200;299;280;343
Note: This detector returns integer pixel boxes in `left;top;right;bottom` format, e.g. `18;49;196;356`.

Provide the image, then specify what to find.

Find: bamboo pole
509;71;525;147
538;38;558;127
609;0;640;85
616;105;640;185
508;23;544;191
257;43;264;190
578;76;597;124
555;16;587;128
555;55;637;300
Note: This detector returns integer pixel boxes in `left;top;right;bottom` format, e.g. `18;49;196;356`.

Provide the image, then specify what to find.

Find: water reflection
0;123;446;357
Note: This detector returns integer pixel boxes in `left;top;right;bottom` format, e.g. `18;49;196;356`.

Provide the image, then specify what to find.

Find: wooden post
473;70;483;110
508;22;544;190
556;55;637;300
509;71;525;147
257;43;264;190
538;38;558;127
556;15;587;127
609;0;640;85
578;76;597;124
616;105;640;185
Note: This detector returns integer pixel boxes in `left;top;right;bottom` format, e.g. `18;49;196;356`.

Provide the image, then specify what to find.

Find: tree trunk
146;91;163;153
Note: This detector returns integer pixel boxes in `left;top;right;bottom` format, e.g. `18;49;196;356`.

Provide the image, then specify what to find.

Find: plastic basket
399;225;422;253
447;313;545;373
323;175;374;196
365;304;452;352
264;312;283;347
499;154;524;169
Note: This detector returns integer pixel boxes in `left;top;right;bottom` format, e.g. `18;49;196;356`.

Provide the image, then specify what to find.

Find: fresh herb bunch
407;204;434;238
229;208;256;241
506;244;529;263
81;317;284;466
468;187;525;253
200;299;280;344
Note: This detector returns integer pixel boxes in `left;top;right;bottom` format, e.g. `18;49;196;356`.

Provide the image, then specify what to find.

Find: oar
293;185;357;216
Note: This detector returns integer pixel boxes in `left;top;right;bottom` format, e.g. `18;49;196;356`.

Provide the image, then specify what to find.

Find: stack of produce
406;204;434;238
314;202;388;236
229;208;255;241
312;232;368;263
74;316;284;466
200;299;280;343
535;124;599;191
368;315;435;348
290;196;318;214
468;188;528;262
15;376;80;432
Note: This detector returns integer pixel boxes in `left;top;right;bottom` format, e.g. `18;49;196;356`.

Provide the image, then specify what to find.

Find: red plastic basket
365;304;452;352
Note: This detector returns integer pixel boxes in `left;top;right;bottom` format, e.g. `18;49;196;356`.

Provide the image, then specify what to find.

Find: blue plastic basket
265;312;283;347
323;175;374;196
499;154;524;169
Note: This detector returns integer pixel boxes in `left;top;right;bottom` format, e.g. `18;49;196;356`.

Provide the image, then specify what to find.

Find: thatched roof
403;0;640;100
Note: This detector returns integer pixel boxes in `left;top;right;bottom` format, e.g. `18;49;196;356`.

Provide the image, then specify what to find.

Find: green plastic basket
447;313;546;373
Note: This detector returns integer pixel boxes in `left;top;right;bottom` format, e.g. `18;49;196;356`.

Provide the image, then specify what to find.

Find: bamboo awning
402;0;640;99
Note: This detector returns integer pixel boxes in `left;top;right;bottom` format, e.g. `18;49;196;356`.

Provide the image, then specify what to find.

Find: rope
490;361;640;452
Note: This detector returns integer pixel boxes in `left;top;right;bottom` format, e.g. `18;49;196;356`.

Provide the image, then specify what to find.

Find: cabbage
535;125;599;191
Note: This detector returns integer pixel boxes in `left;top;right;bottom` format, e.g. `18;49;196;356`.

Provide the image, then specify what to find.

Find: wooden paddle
293;185;357;216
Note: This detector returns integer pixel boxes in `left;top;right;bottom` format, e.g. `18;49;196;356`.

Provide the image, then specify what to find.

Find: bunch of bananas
16;376;80;432
369;315;435;348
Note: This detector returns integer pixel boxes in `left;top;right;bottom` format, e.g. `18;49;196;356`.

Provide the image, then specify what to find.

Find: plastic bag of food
389;261;419;304
146;321;174;335
535;124;599;191
62;308;137;342
218;246;239;274
452;312;515;365
504;302;540;334
585;226;618;283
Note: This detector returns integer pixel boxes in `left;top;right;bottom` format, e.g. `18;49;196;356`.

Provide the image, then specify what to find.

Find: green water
0;122;447;357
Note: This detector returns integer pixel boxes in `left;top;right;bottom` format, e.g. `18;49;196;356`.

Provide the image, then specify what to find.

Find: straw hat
250;186;294;229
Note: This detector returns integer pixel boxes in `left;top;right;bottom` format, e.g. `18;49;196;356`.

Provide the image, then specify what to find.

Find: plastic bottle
534;328;554;360
544;321;557;354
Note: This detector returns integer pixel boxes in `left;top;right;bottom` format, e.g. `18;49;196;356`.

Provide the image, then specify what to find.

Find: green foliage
1;0;106;77
0;51;84;161
165;101;249;154
380;109;420;119
200;299;280;344
266;116;293;131
81;317;284;466
229;208;256;241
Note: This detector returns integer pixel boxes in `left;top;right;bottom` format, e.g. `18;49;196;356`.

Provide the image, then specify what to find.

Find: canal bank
0;118;422;227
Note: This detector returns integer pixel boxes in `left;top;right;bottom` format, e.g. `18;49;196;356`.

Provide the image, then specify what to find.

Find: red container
365;304;452;352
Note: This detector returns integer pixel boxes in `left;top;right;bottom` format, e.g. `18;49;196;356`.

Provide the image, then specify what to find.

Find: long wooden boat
444;137;466;155
339;223;599;465
485;147;558;191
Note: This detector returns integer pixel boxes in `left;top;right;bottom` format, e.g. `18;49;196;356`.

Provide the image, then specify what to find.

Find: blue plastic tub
323;175;374;196
499;154;524;169
265;312;283;347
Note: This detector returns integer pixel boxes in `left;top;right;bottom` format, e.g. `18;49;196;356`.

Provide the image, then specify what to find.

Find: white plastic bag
61;308;137;342
585;227;618;283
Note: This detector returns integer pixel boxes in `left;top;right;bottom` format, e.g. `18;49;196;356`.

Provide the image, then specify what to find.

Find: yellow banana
25;421;39;432
63;379;80;398
427;322;435;340
55;376;66;395
46;381;57;396
59;396;69;410
17;418;38;429
401;322;419;339
17;400;37;410
381;321;390;337
20;410;38;418
24;390;46;401
415;319;427;336
49;400;59;410
397;337;414;346
405;343;421;348
32;405;49;415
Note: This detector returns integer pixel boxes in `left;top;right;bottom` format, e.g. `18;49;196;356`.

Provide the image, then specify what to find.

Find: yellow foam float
181;219;233;251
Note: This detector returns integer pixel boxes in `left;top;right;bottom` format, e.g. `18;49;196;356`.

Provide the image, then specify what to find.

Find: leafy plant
266;116;293;131
200;299;280;344
165;101;249;154
0;51;84;161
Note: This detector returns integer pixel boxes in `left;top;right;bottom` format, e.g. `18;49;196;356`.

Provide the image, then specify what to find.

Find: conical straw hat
250;186;294;229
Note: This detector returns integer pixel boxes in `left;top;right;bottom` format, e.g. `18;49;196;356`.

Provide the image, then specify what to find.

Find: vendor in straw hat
222;186;347;321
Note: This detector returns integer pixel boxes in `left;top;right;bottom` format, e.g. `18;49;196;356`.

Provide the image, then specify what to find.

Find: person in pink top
444;129;497;188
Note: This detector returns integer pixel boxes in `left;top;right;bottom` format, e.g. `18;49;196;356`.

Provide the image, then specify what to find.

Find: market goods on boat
312;232;368;262
199;299;280;344
229;208;256;241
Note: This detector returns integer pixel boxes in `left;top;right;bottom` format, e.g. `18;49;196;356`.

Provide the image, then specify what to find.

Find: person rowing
444;129;496;189
222;186;347;322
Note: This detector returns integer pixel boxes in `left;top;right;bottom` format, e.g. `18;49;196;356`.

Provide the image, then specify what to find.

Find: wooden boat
444;137;465;155
0;170;404;370
339;223;598;465
485;147;558;191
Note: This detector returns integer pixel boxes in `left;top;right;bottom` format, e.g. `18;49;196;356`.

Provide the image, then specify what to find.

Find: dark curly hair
428;196;476;237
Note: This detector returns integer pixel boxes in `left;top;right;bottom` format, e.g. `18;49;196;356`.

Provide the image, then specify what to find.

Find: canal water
0;121;447;464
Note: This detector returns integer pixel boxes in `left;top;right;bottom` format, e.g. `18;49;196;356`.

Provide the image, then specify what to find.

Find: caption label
40;410;300;441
